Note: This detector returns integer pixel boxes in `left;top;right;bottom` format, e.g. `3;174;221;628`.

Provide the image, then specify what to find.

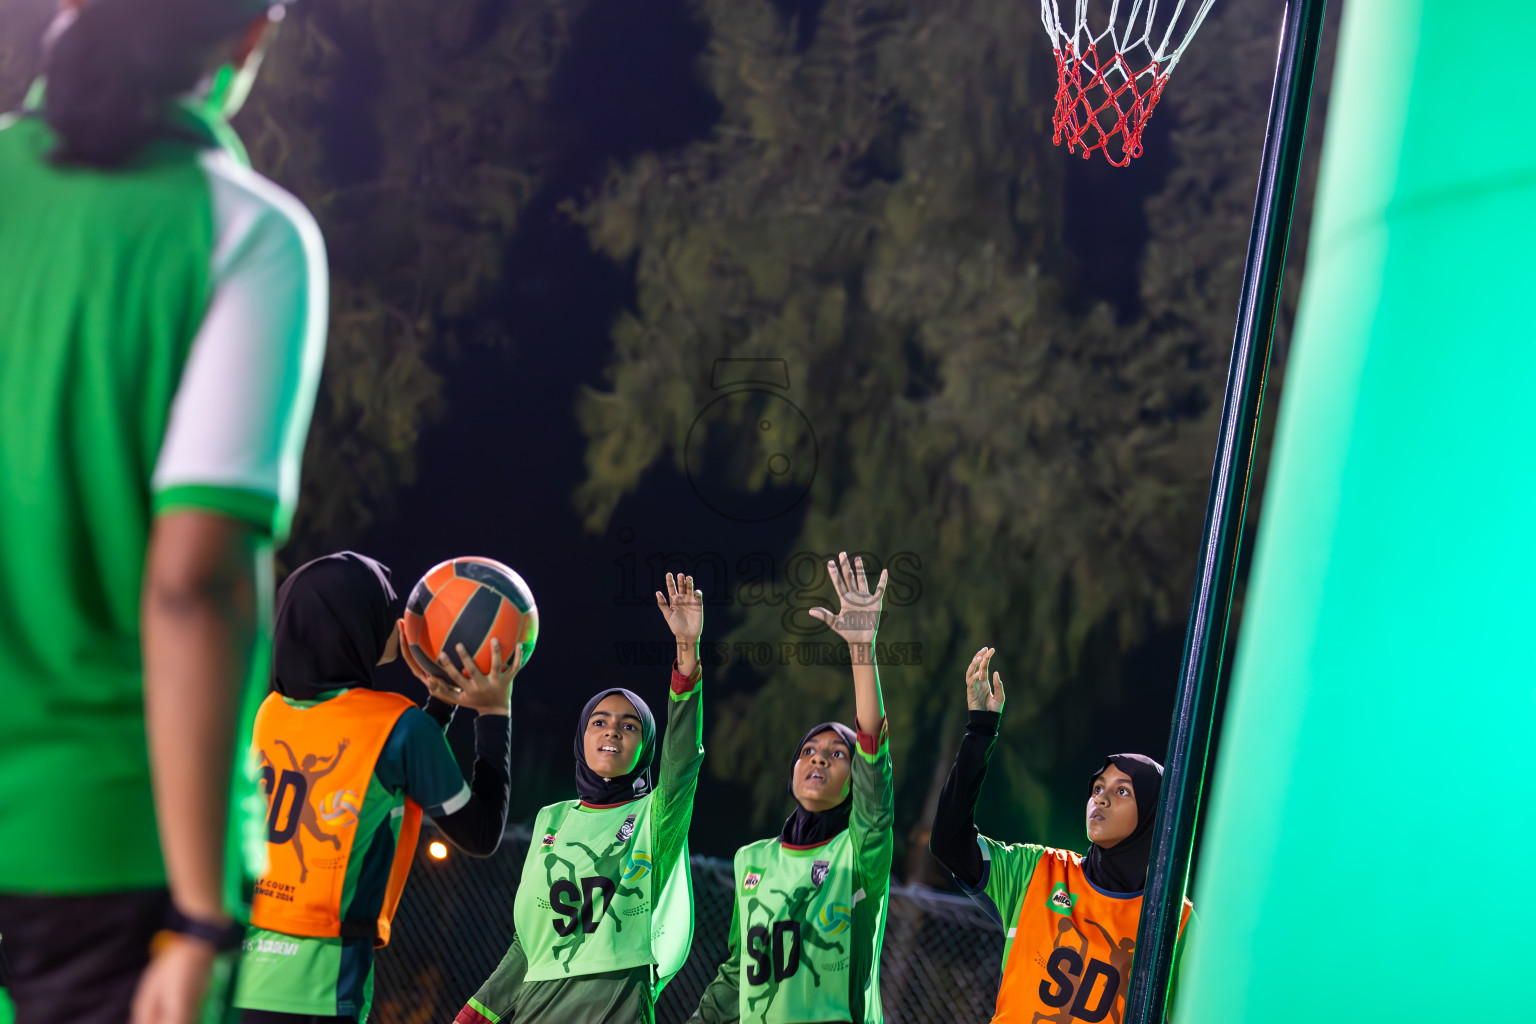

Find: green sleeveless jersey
515;794;692;981
733;832;862;1023
461;669;703;1024
691;725;893;1024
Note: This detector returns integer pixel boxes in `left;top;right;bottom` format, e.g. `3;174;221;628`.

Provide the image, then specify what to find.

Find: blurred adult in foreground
0;0;327;1020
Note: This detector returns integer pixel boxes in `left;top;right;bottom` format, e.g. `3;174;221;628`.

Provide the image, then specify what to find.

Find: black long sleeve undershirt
928;710;1001;889
422;696;511;857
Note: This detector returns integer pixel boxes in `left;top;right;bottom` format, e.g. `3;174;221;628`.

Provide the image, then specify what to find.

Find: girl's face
791;729;852;813
584;694;644;780
1086;766;1138;847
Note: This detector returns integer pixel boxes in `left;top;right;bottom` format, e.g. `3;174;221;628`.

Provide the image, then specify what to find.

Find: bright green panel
1175;1;1536;1021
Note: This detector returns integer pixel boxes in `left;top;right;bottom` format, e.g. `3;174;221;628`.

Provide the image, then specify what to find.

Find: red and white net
1040;0;1216;166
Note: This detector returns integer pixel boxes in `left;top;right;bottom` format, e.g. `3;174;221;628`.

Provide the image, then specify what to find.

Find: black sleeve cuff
473;712;511;762
965;710;1001;737
422;696;456;729
955;856;991;897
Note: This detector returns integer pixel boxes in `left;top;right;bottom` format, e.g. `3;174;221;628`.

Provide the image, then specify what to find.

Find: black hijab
780;721;858;847
1081;752;1164;894
272;552;397;702
574;687;657;805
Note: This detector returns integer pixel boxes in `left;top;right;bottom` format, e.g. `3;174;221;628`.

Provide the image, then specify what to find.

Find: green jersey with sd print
734;835;860;1023
514;794;692;981
691;726;893;1024
459;668;703;1024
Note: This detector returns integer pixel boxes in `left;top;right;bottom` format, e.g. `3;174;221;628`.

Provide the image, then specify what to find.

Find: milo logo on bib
1048;882;1076;914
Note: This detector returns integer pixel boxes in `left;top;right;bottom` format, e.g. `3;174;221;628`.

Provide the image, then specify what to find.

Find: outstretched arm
271;738;300;772
809;552;887;731
657;570;703;680
811;552;894;888
929;647;1005;889
651;574;705;885
307;741;348;782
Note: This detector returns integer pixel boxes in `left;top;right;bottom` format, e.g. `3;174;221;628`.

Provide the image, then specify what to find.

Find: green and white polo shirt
0;93;326;898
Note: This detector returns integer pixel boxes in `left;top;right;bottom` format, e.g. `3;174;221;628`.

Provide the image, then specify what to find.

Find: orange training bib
249;688;422;946
992;848;1190;1023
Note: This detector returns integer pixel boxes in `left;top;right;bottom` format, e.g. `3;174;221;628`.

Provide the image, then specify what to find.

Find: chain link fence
374;825;1002;1023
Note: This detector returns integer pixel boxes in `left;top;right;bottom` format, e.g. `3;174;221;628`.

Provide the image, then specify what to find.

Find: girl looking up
927;648;1195;1024
456;573;707;1024
689;553;895;1024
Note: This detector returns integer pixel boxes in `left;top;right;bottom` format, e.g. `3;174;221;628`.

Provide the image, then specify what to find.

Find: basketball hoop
1040;0;1217;166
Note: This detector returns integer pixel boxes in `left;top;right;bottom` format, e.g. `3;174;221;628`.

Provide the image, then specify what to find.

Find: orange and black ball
401;557;538;681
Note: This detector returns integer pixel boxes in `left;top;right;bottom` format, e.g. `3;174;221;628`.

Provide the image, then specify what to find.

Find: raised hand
809;552;889;647
965;647;1006;713
655;572;703;643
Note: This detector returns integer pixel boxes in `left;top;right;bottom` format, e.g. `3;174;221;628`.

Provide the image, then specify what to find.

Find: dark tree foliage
570;0;1338;879
234;0;591;563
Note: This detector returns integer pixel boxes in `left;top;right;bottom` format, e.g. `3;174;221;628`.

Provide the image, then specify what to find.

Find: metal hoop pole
1122;1;1328;1021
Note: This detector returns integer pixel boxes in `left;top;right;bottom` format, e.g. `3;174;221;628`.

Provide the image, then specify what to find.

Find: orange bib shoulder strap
375;798;421;948
250;689;419;941
993;849;1191;1023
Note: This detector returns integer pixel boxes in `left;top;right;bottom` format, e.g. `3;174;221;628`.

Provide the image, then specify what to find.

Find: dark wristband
965;709;1002;736
165;905;244;952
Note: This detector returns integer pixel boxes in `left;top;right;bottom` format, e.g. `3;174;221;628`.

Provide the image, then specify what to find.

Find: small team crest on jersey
541;832;557;848
622;851;652;882
615;813;638;844
743;868;764;891
817;903;852;935
1048;882;1076;915
811;860;830;887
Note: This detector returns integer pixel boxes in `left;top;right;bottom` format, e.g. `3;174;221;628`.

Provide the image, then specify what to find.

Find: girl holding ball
455;573;708;1024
